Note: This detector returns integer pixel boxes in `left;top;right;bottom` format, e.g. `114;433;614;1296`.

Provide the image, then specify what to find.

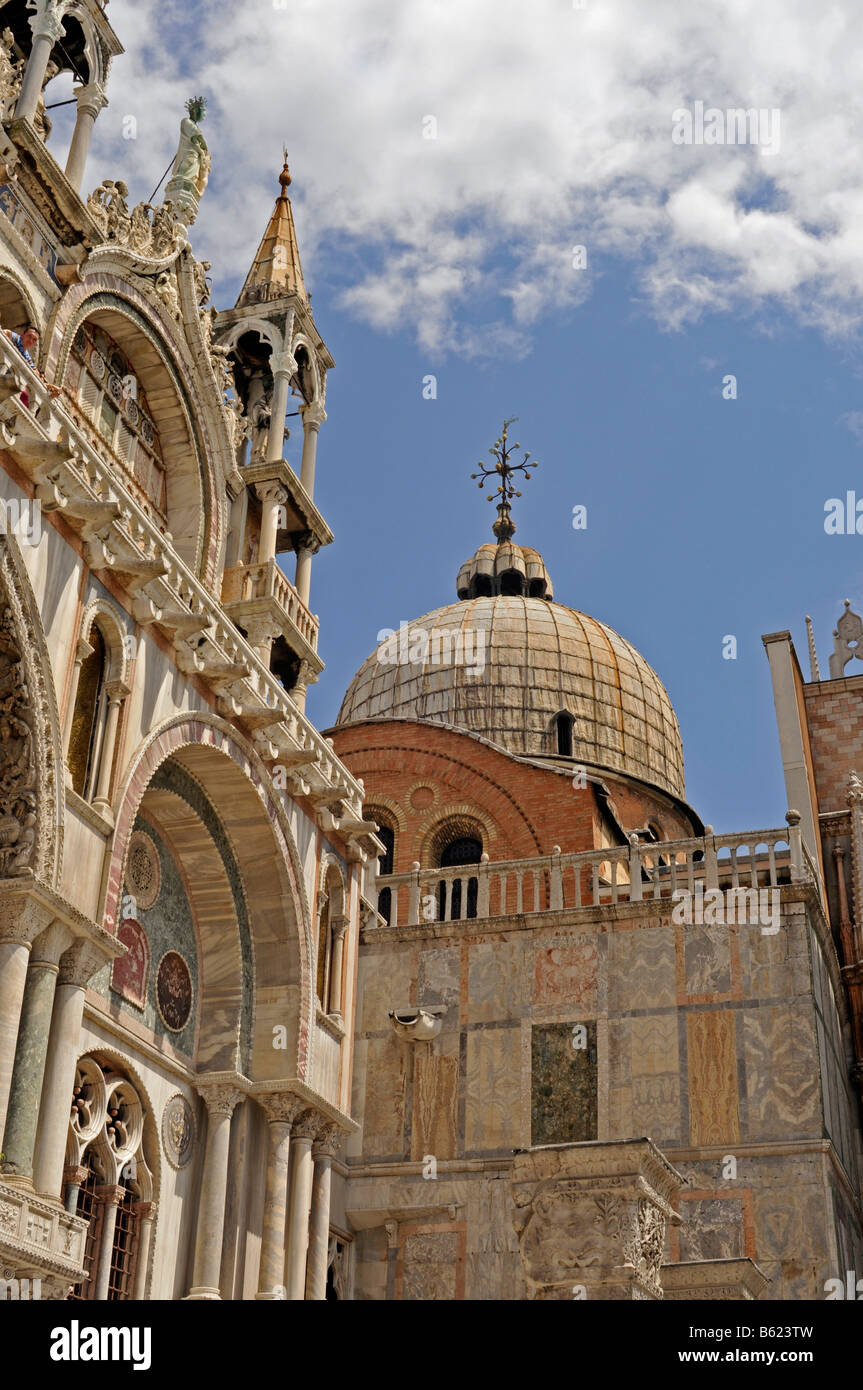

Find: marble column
0;896;53;1146
305;1124;340;1300
255;482;288;566
63;1162;88;1215
93;1184;123;1301
284;1110;318;1299
1;922;72;1180
299;403;325;500
266;354;295;464
15;3;68;126
91;680;129;822
63;635;93;786
131;1201;157;1300
64;81;107;192
294;532;319;609
33;938;108;1199
256;1096;302;1299
328;916;348;1022
186;1083;244;1300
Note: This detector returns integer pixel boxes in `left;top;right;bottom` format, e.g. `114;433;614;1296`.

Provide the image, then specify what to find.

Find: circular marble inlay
156;951;193;1032
89;347;106;380
126;830;161;911
161;1093;195;1169
410;785;435;811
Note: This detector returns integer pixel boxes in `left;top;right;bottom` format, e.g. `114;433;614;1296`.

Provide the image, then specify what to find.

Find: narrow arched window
499;569;523;596
68;625;106;798
555;712;575;757
367;812;396;925
438;834;482;921
316;893;331;1010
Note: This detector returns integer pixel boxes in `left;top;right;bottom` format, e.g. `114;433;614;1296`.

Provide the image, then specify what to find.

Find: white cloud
86;0;863;356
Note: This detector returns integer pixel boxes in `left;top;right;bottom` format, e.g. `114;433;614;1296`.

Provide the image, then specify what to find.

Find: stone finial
828;599;863;679
848;771;863;805
805;615;821;681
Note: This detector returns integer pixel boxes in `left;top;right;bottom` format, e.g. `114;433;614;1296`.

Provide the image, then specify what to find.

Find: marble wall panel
467;941;526;1024
397;1227;464;1300
465;1027;521;1153
418;946;461;1026
607;925;675;1012
411;1054;459;1161
678;1197;745;1262
531;1021;597;1146
686;1010;740;1146
742;1003;821;1140
359;947;414;1036
630;1014;680;1143
532;936;598;1013
362;1033;406;1158
680;923;732;999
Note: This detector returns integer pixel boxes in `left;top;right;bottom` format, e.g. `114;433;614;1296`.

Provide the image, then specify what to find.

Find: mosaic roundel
161;1093;195;1169
156;950;193;1032
126;829;161;911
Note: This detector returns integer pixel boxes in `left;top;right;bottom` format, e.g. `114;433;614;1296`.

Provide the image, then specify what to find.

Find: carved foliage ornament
0;539;61;883
86;180;185;264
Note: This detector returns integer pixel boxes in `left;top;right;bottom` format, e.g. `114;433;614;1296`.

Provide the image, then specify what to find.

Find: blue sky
63;0;863;832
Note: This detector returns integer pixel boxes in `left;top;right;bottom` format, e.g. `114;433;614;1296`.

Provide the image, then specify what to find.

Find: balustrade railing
222;558;319;649
372;818;809;928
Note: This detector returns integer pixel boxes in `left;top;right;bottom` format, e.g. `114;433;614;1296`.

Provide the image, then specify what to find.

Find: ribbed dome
336;595;685;800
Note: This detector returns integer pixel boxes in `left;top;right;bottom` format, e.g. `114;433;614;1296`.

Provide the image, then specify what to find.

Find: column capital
28;0;71;43
197;1080;245;1117
271;351;297;380
104;678;131;704
63;1163;89;1187
258;1093;306;1126
330;914;348;941
291;1109;321;1141
30;921;74;968
295;531;321;556
312;1122;341;1160
58;936;110;988
74;81;107;118
301;401;326;430
96;1183;124;1209
0;893;54;946
75;635;95;664
254;481;288;507
133;1200;157;1220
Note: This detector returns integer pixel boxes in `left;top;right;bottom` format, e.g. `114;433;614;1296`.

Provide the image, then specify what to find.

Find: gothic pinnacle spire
236;148;306;308
471;418;539;543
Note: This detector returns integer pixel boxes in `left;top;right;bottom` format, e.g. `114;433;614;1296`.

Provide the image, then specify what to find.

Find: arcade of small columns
0;893;344;1300
189;1082;343;1302
244;350;327;713
13;1;113;194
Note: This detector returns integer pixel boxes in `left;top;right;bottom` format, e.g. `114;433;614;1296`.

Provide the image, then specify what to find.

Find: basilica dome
336;542;685;801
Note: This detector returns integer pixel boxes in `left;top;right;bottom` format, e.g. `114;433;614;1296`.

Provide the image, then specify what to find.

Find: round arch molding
104;714;315;1081
0;533;65;888
44;277;226;589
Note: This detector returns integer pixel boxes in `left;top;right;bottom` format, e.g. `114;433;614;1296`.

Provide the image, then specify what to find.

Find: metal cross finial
471;417;538;543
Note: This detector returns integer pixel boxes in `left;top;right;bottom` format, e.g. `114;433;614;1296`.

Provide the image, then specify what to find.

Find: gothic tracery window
66;1057;152;1302
66;321;168;518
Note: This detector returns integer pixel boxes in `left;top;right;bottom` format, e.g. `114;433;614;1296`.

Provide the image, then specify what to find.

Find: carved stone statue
87;179;131;244
165;96;210;226
248;387;272;461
